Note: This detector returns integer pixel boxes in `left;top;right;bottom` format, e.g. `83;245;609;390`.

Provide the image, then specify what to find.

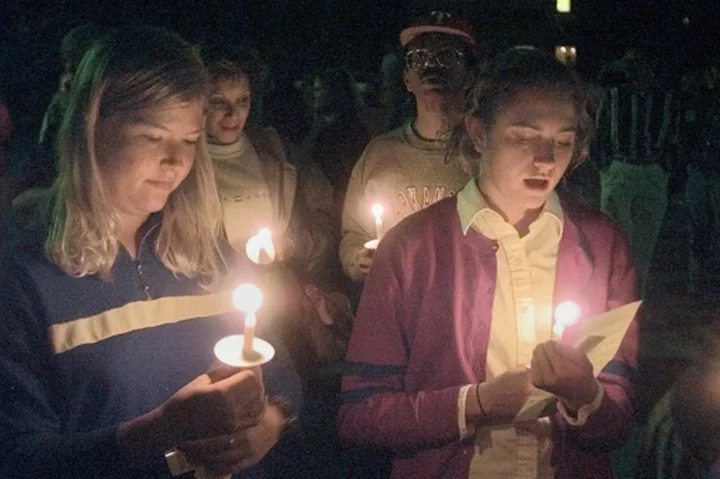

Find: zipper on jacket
135;261;152;300
134;221;160;301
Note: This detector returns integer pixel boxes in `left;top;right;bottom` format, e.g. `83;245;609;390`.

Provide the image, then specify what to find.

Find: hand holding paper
530;342;600;411
574;300;642;374
514;300;643;422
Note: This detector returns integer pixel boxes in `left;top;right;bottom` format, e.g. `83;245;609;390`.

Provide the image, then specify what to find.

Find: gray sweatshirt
340;120;470;282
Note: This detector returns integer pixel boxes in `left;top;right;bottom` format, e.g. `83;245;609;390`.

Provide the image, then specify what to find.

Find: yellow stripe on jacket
49;291;235;354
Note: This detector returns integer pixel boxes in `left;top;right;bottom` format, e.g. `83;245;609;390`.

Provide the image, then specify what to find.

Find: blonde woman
0;26;301;478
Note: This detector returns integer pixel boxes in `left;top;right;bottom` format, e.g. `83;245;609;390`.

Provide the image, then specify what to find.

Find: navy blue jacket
0;214;303;478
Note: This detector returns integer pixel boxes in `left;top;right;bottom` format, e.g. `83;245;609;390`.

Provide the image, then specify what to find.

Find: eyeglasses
404;48;466;71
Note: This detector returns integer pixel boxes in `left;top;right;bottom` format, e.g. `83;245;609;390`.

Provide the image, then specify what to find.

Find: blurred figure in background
262;53;313;147
681;64;720;300
0;92;12;177
4;23;105;206
671;323;720;476
376;42;414;134
594;50;679;295
0;92;13;209
302;67;371;213
637;318;720;478
36;23;106;189
0;92;14;237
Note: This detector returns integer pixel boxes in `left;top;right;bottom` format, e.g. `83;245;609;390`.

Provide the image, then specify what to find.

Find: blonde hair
446;46;594;176
48;25;226;284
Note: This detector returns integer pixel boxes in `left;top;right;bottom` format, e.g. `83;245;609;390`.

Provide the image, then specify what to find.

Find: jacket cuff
458;384;476;439
557;379;605;427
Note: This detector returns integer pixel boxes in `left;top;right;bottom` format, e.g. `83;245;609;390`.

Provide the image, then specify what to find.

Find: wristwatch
165;449;194;476
165;449;230;479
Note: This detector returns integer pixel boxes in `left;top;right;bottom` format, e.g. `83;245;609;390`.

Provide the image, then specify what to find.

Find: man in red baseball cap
400;10;477;107
400;10;477;48
340;10;478;284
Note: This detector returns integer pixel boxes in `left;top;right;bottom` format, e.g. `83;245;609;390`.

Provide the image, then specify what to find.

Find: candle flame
232;283;263;314
245;228;277;264
257;227;272;242
554;301;580;327
372;203;384;219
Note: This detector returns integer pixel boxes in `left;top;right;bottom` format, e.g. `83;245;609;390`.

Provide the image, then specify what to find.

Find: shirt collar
456;178;564;236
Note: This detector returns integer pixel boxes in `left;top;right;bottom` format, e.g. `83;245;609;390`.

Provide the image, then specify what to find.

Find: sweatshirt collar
207;132;250;159
402;119;450;152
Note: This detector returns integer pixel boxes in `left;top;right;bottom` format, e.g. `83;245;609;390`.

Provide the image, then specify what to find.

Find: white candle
372;203;384;240
232;283;264;358
553;301;581;338
245;228;276;265
243;314;257;356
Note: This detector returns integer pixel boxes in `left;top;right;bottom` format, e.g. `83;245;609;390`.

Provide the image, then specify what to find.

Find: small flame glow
245;228;276;264
257;227;272;242
232;283;263;314
554;301;581;327
372;204;384;219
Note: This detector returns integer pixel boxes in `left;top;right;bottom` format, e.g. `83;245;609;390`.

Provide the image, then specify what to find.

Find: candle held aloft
245;228;276;265
232;283;263;358
553;301;581;338
372;203;384;240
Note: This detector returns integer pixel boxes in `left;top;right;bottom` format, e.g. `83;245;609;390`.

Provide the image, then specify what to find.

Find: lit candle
232;283;264;358
178;283;269;479
372;203;384;240
245;228;276;265
553;301;581;339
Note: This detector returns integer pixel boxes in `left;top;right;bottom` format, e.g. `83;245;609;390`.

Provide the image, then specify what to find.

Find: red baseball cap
399;11;476;48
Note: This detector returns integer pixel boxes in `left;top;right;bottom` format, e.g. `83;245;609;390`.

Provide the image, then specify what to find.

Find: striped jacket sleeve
0;252;129;478
336;237;463;450
557;224;640;451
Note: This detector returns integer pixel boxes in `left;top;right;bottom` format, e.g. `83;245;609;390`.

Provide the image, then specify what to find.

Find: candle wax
242;313;256;358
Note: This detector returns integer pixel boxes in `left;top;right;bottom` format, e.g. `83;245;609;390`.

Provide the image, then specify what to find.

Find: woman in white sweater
203;45;338;286
202;45;352;388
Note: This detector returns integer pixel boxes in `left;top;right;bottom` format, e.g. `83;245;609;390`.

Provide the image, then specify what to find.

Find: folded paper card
514;300;643;423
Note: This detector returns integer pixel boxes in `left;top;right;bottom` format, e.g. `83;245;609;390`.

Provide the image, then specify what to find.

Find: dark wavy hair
201;43;264;94
446;46;594;175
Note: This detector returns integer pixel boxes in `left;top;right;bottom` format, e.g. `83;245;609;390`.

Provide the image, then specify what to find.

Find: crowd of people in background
0;5;720;479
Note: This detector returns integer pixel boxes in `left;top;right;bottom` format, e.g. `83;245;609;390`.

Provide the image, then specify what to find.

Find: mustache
419;67;449;83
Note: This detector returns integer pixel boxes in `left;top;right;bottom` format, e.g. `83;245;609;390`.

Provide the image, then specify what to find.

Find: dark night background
1;0;719;140
0;2;719;476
